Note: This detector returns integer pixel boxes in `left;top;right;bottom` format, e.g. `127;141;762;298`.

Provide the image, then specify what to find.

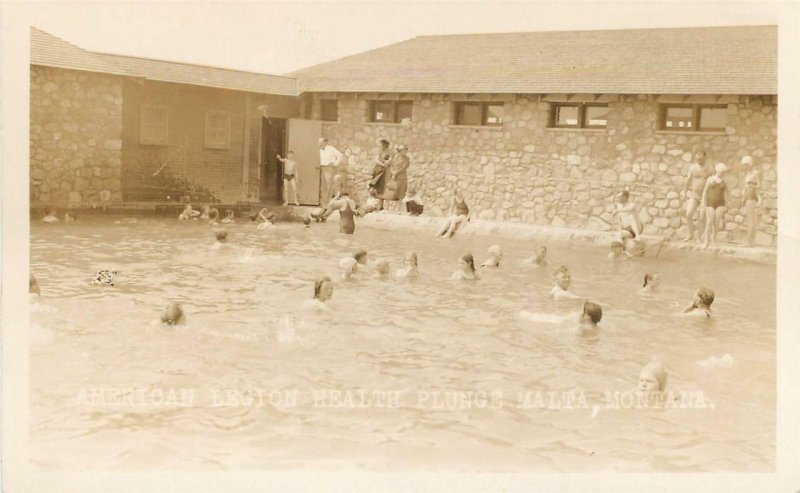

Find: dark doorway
260;117;287;203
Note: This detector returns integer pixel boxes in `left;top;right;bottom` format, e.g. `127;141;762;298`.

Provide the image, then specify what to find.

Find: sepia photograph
3;1;800;492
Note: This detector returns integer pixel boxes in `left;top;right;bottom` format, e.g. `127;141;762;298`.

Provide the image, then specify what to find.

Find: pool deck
31;202;776;263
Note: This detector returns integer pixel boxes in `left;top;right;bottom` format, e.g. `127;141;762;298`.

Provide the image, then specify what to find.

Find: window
454;102;504;126
321;100;338;122
140;105;168;145
660;104;727;131
370;101;413;123
550;103;607;129
205;111;231;149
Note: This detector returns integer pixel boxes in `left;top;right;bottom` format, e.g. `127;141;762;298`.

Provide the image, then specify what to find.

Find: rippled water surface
30;216;775;471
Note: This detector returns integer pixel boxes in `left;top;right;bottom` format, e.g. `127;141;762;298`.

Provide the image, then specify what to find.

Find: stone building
30;26;777;245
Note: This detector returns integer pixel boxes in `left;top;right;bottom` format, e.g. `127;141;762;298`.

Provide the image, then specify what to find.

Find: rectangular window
660;104;727;131
204;111;231;149
454;102;505;126
370;101;413;123
321;100;338;122
140;105;168;145
551;103;607;129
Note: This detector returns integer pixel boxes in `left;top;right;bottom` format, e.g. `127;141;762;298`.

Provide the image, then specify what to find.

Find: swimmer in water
160;302;186;325
480;245;503;268
578;301;603;333
211;230;228;250
179;204;201;220
608;240;632;260
64;213;76;222
681;287;714;317
30;274;41;295
395;251;419;278
550;266;580;300
201;205;220;224
303;216;311;228
42;207;59;223
221;210;235;224
641;272;660;293
340;250;368;279
525;246;548;267
312;276;334;306
256;208;275;230
451;253;478;280
373;259;390;278
638;361;668;393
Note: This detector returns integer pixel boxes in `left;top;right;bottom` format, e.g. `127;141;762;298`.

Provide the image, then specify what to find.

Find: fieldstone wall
321;95;777;246
30;66;124;205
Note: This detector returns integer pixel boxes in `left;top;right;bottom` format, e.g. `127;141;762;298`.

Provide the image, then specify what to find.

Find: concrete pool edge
357;213;777;264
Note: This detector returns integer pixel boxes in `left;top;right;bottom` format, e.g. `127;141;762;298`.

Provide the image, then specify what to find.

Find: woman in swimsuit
436;187;471;238
320;189;357;234
700;162;730;249
741;156;762;247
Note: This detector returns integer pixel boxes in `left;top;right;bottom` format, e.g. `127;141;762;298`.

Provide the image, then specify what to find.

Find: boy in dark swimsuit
277;151;300;206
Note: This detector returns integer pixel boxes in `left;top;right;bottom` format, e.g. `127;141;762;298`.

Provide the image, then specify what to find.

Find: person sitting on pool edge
481;245;503;268
550;266;580;300
613;190;642;241
396;252;419;279
681;287;714;317
524;246;548;267
641;272;661;293
403;184;424;216
577;301;603;333
436;186;470;239
160;302;186;325
452;253;478;280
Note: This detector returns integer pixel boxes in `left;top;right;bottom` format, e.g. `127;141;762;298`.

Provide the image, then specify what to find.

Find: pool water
29;216;775;472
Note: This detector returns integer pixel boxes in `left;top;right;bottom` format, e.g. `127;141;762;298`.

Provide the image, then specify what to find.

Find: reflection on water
30;217;775;471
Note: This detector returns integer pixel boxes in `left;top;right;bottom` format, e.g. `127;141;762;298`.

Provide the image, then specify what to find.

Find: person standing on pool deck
383;144;411;212
682;149;710;242
741;155;763;247
319;138;344;203
700;163;730;250
277;151;300;206
370;139;392;210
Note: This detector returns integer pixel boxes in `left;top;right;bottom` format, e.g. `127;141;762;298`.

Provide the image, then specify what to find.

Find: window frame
320;99;338;122
550;103;608;129
139;104;169;146
204;110;232;149
369;100;413;124
659;104;727;132
454;101;505;127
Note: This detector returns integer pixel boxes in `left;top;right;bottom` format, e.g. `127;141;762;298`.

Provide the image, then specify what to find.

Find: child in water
340;250;368;279
160;302;186;325
305;276;334;311
641;272;660;293
578;301;603;333
550;266;580;300
451;253;478;280
42;207;59;223
255;208;275;230
211;230;228;250
681;287;714;317
608;240;631;260
221;210;235;224
638;361;668;393
395;251;419;279
201;205;220;224
179;204;201;220
373;259;391;278
481;245;503;268
525;246;548;267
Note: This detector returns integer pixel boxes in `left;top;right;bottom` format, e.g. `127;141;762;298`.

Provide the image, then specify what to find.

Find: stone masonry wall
30;66;124;205
320;95;777;246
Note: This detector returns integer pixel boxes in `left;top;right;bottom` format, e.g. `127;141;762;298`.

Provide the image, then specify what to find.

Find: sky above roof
15;1;781;77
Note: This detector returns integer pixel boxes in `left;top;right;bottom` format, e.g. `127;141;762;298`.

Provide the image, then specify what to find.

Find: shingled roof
291;25;777;95
31;27;297;96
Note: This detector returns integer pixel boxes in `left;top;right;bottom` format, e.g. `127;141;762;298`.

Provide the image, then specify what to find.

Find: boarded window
140;105;168;145
698;106;727;131
205;111;231;149
321;100;338;122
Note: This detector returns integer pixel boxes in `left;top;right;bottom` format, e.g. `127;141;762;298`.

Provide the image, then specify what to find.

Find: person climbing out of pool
318;187;358;234
30;273;41;295
577;301;603;333
550;266;580;300
160;302;186;325
638;361;668;393
179;204;201;220
451;252;478;280
480;245;503;268
277;151;301;206
221;210;235;224
42;207;59;223
436;186;470;238
211;230;228;250
612;190;642;241
608;240;632;260
524;246;548;267
640;272;661;293
681;287;714;317
395;251;419;279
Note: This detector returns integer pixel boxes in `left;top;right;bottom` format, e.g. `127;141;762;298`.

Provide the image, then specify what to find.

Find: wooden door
286;119;322;205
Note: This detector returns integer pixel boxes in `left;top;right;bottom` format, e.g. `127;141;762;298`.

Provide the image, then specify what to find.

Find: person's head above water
405;251;418;268
639;361;668;392
580;301;603;325
353;250;368;264
314;276;334;301
643;272;661;290
215;230;228;242
693;287;715;308
554;266;571;290
488;245;503;258
374;259;390;276
303;216;311;227
160;301;185;325
459;253;476;273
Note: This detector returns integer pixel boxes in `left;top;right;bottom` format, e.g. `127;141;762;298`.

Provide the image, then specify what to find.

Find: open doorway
260;117;286;203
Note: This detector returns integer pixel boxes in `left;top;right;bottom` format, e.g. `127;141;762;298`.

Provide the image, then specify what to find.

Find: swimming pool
30;216;775;472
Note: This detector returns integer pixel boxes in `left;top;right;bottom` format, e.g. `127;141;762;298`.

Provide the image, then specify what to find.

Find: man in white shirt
318;138;344;203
